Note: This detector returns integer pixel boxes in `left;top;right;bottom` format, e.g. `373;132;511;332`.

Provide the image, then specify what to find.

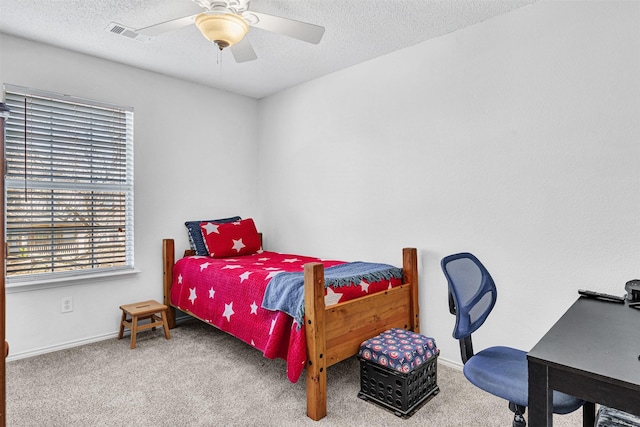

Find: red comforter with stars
170;251;403;383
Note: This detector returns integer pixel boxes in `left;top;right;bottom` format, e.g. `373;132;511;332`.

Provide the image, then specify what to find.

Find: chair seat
464;346;584;414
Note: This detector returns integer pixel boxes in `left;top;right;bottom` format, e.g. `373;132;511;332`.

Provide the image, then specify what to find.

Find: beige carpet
6;320;585;426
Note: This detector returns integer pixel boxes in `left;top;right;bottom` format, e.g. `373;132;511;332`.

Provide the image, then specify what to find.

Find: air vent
105;22;154;42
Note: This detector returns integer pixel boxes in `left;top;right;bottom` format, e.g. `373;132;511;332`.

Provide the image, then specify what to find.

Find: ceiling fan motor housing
193;0;250;14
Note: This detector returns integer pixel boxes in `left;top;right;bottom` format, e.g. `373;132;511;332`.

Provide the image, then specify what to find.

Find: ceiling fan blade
136;14;198;37
230;38;258;63
249;11;325;44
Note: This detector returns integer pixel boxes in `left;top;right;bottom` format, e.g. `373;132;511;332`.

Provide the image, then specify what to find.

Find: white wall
2;0;639;366
0;34;259;358
257;0;640;365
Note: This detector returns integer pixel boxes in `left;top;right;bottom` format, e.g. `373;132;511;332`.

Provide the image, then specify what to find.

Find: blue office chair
440;252;584;427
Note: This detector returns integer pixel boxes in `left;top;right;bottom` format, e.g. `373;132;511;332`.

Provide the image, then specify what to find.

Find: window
3;84;134;285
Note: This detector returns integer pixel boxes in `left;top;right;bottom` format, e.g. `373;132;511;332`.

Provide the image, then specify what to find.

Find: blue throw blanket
262;261;403;327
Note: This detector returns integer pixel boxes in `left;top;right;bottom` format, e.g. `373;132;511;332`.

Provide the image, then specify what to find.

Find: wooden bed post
403;248;420;333
304;262;327;421
162;239;176;329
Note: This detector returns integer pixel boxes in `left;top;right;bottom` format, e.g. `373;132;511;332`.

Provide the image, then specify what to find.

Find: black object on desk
577;289;625;303
527;297;640;426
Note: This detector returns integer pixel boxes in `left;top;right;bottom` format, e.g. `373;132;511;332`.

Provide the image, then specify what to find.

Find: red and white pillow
200;218;261;258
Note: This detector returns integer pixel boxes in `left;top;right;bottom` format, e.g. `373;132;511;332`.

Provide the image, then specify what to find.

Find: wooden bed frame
162;239;419;421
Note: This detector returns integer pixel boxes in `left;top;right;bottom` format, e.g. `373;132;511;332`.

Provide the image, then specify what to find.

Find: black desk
527;297;640;426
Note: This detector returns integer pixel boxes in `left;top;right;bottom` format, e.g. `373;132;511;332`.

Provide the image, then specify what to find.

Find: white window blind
3;84;134;283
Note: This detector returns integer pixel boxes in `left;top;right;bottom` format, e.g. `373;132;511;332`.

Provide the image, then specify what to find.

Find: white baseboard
6;332;118;362
6;314;194;362
437;356;463;371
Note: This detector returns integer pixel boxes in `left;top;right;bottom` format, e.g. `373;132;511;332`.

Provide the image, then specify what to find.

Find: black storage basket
358;353;439;418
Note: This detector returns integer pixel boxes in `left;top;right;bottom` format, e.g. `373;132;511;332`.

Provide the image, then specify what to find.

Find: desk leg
582;402;595;427
528;360;553;426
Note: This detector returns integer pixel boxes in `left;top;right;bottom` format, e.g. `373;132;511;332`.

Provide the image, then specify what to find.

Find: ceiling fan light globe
195;12;248;49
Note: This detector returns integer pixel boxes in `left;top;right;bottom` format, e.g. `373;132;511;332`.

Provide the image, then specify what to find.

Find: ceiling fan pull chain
215;46;223;83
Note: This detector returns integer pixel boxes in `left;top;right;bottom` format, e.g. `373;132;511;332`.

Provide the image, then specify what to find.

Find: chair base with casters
441;252;584;427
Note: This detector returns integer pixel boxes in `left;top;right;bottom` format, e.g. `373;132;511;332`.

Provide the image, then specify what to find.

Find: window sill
5;268;142;293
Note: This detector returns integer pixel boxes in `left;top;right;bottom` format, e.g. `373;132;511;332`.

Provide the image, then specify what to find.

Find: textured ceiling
0;0;537;99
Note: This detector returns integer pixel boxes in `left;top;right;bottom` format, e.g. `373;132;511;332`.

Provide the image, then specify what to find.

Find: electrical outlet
61;296;73;313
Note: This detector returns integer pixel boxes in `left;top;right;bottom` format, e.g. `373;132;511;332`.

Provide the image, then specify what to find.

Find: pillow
200;218;261;258
185;216;241;256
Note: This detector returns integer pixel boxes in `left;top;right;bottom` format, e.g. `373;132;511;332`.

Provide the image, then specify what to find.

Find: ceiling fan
133;0;325;63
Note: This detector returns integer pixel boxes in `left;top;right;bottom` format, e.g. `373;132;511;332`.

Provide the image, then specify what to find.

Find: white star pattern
223;302;234;322
265;271;283;280
388;282;393;289
360;280;370;293
325;287;343;306
232;238;246;253
202;222;220;235
170;250;414;383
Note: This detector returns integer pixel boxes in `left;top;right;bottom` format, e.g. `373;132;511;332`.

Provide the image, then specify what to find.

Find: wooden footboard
304;247;418;420
161;239;419;421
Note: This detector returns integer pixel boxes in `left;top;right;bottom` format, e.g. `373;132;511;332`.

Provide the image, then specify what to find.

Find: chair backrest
441;252;497;340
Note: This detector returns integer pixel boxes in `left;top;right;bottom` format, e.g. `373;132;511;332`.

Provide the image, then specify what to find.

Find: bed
161;218;420;421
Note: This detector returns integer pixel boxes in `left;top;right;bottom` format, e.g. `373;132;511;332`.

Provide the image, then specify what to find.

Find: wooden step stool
118;300;170;349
